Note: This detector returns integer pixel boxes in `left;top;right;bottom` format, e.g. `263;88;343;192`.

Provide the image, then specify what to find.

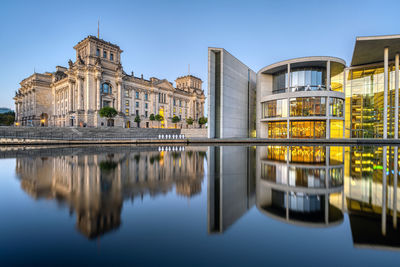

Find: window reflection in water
258;145;344;226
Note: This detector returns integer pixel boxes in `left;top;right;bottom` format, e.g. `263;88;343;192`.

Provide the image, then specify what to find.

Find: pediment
156;80;174;90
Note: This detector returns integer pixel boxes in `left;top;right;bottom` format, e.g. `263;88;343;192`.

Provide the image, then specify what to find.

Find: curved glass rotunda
256;57;346;139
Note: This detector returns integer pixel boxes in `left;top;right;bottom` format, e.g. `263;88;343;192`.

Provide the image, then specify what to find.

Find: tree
149;113;155;128
198;117;208;128
134;115;141;128
186;117;194;128
0;111;15;126
172;115;180;128
99;106;117;127
155;114;163;128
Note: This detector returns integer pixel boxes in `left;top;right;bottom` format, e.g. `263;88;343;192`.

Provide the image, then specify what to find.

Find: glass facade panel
267;121;287;138
289;97;326;117
330;98;344;117
290;120;326;138
330;62;344;92
262;99;288;118
273;71;288;94
330;120;343;138
290;67;326;92
347;66;386;138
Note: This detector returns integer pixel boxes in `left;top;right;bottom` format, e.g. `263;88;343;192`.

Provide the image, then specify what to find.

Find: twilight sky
1;0;400;109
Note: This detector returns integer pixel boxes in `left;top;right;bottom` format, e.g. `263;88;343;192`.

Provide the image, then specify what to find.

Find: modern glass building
256;57;345;139
208;34;400;139
345;35;400;139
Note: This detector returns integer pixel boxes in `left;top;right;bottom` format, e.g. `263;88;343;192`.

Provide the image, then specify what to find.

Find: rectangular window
145;111;148;117
96;48;100;57
262;99;288;118
145;103;148;109
125;108;129;116
173;99;176;106
136;110;139;116
267;121;287;138
110;53;114;61
103;51;107;58
145;93;148;101
125;100;129;106
329;98;344;117
330;120;343;138
136;92;139;99
136;102;139;108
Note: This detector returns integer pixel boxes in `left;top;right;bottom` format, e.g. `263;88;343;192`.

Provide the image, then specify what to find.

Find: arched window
101;83;112;94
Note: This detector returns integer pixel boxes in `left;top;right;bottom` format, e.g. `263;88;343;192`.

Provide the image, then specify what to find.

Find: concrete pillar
286;191;289;220
384;47;389;139
327;60;331;91
325;194;329;224
287;63;291;92
287;63;291;138
394;146;398;229
382;146;387;235
326;97;330;139
395;53;399;139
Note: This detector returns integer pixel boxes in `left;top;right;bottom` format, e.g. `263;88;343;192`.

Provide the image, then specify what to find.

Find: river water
1;145;400;266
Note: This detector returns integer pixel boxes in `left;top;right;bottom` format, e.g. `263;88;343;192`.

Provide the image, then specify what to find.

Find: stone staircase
0;126;181;140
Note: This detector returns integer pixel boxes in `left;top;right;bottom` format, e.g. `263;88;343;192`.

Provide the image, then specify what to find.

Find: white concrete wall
208;48;256;138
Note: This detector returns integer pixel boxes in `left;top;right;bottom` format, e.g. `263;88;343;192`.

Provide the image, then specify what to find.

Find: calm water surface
1;145;400;266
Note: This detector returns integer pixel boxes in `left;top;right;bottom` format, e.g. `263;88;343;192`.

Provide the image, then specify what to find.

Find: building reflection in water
207;146;256;233
15;146;206;239
345;146;400;250
11;144;400;251
256;146;345;227
207;144;400;251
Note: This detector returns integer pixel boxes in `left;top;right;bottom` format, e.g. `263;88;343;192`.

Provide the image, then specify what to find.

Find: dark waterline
0;145;400;266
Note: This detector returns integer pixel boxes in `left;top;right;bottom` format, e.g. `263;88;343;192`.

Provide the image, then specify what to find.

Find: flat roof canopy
351;35;400;66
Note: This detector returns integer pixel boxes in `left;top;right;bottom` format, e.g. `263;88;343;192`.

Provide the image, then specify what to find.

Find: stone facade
13;36;205;128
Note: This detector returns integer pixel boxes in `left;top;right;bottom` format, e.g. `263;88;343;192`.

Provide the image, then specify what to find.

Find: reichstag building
13;36;205;128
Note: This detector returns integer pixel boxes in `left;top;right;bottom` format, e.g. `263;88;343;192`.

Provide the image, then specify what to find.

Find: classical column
96;75;101;110
68;82;73;112
384;47;389;139
395;53;399;139
117;80;122;112
77;77;82;110
86;72;90;111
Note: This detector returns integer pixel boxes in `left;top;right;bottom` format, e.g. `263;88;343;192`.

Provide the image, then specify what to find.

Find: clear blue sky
1;0;400;109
